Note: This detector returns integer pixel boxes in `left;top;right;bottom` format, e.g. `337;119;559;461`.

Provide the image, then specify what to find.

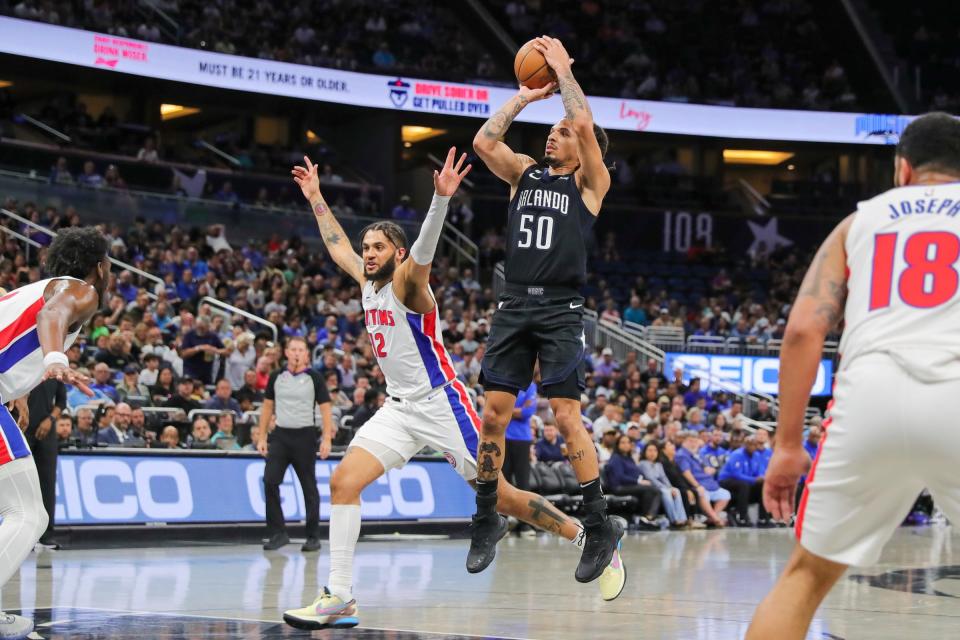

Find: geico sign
245;460;436;519
56;459;194;521
667;353;831;396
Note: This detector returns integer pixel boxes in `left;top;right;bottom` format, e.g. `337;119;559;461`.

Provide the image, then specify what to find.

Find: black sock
476;478;498;513
580;477;603;503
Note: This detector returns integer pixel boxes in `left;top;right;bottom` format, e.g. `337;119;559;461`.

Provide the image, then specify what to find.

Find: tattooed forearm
310;196;364;277
557;70;591;121
482;96;528;139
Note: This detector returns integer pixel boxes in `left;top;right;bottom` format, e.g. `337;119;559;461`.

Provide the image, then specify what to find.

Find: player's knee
481;409;508;435
552;404;581;433
329;467;362;503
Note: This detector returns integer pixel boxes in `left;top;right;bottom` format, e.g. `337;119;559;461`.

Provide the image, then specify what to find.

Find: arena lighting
160;103;201;120
0;80;12;88
402;125;447;143
723;149;795;165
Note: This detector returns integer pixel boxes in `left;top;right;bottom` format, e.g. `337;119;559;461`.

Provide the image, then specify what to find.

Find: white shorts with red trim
349;379;480;481
796;352;960;566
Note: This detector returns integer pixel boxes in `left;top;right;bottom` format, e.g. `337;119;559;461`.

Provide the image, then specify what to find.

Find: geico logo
56;459;193;522
245;461;436;519
670;355;829;395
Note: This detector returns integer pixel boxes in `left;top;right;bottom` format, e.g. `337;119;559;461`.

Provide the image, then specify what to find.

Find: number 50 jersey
361;280;457;399
504;164;596;290
840;183;960;381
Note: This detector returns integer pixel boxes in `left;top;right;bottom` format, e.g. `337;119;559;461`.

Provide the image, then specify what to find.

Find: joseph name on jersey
361;280;456;399
841;182;960;380
0;277;83;465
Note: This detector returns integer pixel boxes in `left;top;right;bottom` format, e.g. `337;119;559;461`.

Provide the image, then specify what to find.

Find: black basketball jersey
504;164;595;289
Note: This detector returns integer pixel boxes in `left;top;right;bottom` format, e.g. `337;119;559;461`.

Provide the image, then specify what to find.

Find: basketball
514;39;554;90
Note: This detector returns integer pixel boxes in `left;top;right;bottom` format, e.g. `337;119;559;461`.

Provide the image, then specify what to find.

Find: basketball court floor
3;526;958;639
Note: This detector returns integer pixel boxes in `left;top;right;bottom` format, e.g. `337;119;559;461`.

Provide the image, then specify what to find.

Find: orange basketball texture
514;39;554;90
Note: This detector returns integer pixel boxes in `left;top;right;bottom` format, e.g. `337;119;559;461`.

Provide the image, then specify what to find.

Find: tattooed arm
291;156;364;285
534;36;610;213
473;83;554;193
777;214;853;446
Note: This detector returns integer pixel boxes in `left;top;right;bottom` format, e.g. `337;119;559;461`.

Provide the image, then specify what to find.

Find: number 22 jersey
840;182;960;381
361;280;456;399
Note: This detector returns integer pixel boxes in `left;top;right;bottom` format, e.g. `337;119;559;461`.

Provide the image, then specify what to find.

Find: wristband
43;351;69;369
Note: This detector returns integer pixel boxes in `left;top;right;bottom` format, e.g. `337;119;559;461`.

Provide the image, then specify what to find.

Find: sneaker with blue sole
0;612;32;640
283;587;359;630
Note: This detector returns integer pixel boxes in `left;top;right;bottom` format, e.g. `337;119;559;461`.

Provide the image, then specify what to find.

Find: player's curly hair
359;221;409;256
43;227;109;279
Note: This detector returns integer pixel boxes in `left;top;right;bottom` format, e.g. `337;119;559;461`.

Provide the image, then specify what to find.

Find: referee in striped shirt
257;336;334;551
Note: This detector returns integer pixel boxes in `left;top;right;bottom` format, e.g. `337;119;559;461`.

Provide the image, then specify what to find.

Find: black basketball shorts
480;291;586;400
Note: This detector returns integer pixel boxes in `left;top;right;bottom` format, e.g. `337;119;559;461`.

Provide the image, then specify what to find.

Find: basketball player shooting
0;227;108;639
469;35;625;590
747;113;960;639
283;147;623;631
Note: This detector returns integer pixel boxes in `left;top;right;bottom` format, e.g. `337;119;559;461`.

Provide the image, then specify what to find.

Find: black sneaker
576;512;626;583
301;537;322;552
263;532;290;550
465;513;508;574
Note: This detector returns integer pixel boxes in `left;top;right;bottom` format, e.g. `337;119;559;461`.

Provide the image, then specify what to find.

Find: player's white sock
569;520;585;550
327;504;361;602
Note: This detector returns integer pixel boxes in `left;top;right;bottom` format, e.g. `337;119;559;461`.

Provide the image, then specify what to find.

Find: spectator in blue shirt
534;421;566;463
204;378;243;418
699;428;728;470
718;436;769;527
176;268;198;302
182;247;209;279
755;428;774;475
677;432;730;527
623;296;647;325
503;381;536;496
89;362;120;403
686;407;707;432
683;378;709;408
391;195;417;221
116;270;138;303
604;435;660;529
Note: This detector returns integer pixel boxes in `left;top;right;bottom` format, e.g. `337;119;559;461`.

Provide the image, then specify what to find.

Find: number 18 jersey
840;182;960;381
504;164;595;289
361;280;456;399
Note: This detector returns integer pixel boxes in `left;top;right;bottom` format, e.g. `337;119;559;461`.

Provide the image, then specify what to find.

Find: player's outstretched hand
533;36;574;75
762;445;811;523
433;146;472;197
291;156;321;202
518;81;557;103
43;363;94;397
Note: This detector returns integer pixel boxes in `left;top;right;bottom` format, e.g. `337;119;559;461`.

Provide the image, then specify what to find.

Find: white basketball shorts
797;351;960;566
350;379;481;481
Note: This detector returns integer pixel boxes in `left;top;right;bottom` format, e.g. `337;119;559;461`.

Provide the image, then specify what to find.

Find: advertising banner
666;352;833;396
0;17;915;144
52;453;476;525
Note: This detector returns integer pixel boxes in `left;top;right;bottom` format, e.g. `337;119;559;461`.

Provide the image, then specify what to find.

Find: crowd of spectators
4;0;502;83
7;0;867;111
487;0;860;110
872;2;960;114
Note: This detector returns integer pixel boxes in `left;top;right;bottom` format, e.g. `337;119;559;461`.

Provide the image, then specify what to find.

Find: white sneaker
283;587;359;630
0;613;32;640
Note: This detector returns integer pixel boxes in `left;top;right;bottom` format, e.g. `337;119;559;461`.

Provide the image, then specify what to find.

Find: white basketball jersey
0;277;84;402
841;183;960;381
361;280;456;399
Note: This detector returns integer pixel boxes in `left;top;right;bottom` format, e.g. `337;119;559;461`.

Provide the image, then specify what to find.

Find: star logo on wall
747;218;793;254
